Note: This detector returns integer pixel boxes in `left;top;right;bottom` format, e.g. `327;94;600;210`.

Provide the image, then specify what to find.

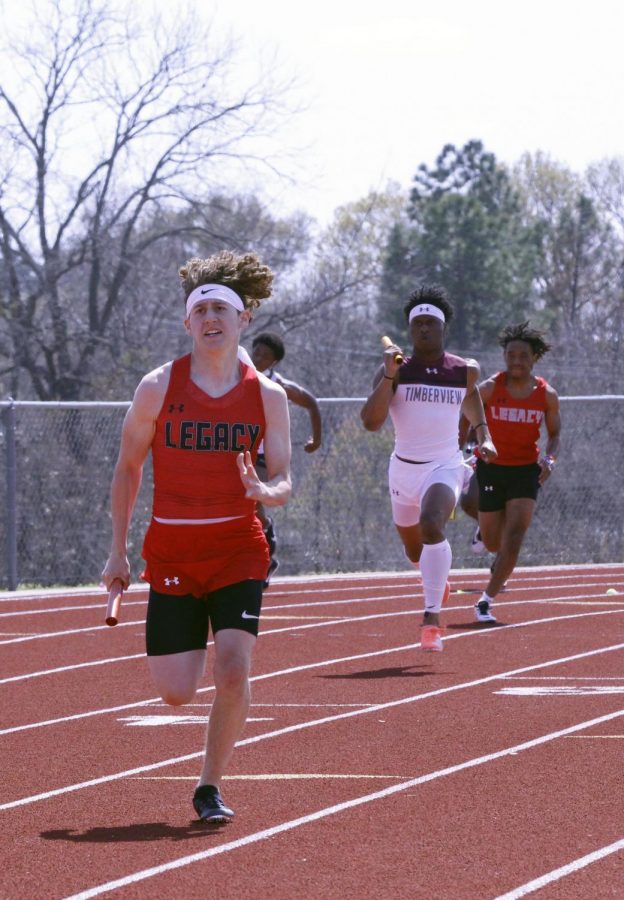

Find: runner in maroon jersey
361;285;496;652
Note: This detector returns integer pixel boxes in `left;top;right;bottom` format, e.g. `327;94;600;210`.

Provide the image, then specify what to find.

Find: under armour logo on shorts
484;485;494;492
164;576;180;585
426;367;438;374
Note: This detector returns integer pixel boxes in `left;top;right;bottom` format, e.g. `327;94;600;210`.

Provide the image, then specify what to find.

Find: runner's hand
478;439;497;463
237;451;264;499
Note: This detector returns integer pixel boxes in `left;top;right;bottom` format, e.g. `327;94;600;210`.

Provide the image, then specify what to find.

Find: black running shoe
192;785;234;823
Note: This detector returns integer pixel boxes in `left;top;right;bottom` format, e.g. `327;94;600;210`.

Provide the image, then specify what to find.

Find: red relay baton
105;579;123;627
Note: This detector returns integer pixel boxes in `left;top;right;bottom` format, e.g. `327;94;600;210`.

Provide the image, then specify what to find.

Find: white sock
479;592;494;605
420;540;451;614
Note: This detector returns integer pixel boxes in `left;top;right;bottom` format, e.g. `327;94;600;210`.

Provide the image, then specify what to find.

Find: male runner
102;251;291;822
360;285;496;651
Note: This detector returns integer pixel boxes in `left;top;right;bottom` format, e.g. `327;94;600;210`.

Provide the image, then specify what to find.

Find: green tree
381;141;540;350
249;186;406;398
514;154;621;360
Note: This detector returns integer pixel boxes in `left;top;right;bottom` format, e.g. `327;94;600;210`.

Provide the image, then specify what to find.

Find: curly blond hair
179;251;273;311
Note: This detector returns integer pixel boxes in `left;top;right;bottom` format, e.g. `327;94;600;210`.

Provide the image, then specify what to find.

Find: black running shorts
476;459;541;512
146;580;263;656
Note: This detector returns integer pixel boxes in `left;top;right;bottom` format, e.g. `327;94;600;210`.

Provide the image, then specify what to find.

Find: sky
4;0;623;227
203;0;624;224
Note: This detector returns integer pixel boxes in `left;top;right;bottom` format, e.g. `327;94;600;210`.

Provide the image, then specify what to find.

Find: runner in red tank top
102;251;292;824
459;322;561;623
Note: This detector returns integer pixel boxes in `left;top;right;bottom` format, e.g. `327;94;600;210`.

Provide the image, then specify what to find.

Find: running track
1;565;623;899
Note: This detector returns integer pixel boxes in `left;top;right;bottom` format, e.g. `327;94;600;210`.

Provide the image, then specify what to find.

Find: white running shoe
471;526;486;555
475;599;497;623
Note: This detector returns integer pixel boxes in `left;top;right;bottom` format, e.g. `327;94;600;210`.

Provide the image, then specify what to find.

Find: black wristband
383;374;394;381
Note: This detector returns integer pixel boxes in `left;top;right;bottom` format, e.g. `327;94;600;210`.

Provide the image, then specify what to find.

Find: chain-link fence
1;395;623;589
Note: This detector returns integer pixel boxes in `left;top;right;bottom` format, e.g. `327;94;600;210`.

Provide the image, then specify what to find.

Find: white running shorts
389;451;466;527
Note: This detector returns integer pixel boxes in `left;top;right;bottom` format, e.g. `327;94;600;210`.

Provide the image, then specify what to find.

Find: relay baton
105;579;123;627
381;335;404;364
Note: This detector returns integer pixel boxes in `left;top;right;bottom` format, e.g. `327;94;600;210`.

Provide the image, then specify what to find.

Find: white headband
408;303;445;324
186;283;245;317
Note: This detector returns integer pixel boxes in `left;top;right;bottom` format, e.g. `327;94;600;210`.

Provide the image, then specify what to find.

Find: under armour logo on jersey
426;367;438;374
168;403;185;413
484;485;494;492
164;576;180;586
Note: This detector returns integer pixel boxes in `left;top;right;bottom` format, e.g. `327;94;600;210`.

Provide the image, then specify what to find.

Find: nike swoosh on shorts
241;611;259;620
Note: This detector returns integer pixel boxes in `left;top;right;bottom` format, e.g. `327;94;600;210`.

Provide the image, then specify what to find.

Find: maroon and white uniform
388;352;469;527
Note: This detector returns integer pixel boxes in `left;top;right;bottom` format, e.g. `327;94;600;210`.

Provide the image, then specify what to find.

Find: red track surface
1;565;623;899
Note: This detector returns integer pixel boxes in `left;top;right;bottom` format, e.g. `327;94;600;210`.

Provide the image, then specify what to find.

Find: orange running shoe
421;624;443;652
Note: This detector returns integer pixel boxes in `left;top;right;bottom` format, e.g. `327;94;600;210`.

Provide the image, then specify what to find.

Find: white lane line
2;577;621;621
0;601;146;619
2;562;623;633
2;607;624;736
135;774;409;780
148;703;372;708
1;565;621;606
0;655;143;685
3;638;624;812
497;686;624;696
62;706;624;900
494;837;624;899
0;621;145;646
0;600;414;645
2;580;623;659
119;716;273;726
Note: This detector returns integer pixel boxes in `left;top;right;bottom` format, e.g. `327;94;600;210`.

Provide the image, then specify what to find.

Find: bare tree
246;186;407;395
0;0;293;398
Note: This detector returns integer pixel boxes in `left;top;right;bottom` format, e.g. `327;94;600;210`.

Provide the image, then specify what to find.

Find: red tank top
151;354;266;519
484;372;548;465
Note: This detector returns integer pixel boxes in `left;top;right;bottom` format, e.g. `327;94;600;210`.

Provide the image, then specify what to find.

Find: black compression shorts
146;580;263;656
476;459;541;512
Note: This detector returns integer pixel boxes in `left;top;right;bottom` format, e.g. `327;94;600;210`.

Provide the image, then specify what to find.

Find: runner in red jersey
460;322;561;623
102;251;291;823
